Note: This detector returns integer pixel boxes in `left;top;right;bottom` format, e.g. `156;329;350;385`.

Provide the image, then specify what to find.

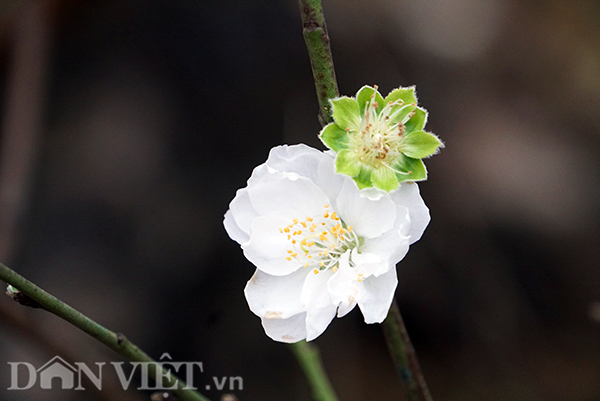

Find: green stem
289;341;338;401
381;300;433;401
0;263;211;401
299;0;339;126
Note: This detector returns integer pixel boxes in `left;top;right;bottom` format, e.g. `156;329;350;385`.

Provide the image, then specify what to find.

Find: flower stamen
279;204;361;272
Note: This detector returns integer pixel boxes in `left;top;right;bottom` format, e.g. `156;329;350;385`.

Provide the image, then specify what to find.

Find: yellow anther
331;212;339;220
331;244;335;250
313;269;319;275
293;218;299;224
305;262;310;268
301;221;307;228
333;266;338;273
291;252;297;257
320;261;324;267
287;250;293;254
306;217;313;222
324;250;329;256
284;227;290;233
324;204;330;208
357;274;364;282
307;255;312;259
301;239;307;246
285;257;292;261
291;240;296;244
347;226;353;231
279;228;283;233
323;211;329;218
287;235;291;240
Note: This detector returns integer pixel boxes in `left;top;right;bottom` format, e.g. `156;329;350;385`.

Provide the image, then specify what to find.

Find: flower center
279;204;361;275
350;91;415;171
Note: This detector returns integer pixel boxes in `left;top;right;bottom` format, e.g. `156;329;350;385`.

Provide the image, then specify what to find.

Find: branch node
6;285;41;308
117;332;127;346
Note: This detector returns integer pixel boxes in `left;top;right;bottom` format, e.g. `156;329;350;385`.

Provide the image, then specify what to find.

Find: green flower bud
320;85;443;192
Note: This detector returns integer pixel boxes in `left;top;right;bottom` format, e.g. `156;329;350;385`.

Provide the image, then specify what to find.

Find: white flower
224;144;430;342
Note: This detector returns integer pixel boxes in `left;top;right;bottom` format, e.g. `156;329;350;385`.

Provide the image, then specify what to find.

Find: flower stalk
0;263;211;401
299;0;339;126
289;341;339;401
382;301;433;401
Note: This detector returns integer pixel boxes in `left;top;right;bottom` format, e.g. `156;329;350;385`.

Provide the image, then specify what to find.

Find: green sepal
330;97;360;130
335;149;361;177
356;86;385;116
388;103;417;126
392;155;427;182
371;167;400;192
405;107;428;133
384;87;417;107
400;130;443;159
320;123;349;152
353;166;374;189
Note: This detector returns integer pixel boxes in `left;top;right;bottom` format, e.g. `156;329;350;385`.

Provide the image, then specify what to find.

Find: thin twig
299;0;339;126
0;263;212;401
289;341;338;401
381;301;433;401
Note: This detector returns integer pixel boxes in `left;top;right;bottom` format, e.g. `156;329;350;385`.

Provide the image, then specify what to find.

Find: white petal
305;305;337;341
334;179;397;238
351;248;388;277
360;230;410;274
246;163;270;186
357;268;398;323
224;163;273;244
327;251;361;318
223;187;257;244
265;144;344;201
391;182;430;244
261;313;308;343
300;267;334;309
358;186;388;201
244;268;306;319
300;268;337;341
247;173;329;220
243;215;302;276
223;209;248;245
265;144;326;182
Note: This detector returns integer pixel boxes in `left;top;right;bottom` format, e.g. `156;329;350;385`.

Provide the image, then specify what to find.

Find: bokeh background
0;0;599;400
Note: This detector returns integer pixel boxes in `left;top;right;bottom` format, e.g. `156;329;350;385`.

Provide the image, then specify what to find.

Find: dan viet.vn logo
7;353;243;392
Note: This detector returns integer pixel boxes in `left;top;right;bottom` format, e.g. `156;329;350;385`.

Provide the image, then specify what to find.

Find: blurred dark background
0;0;599;400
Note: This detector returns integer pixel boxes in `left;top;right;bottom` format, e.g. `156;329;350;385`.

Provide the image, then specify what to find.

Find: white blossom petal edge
223;144;430;342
